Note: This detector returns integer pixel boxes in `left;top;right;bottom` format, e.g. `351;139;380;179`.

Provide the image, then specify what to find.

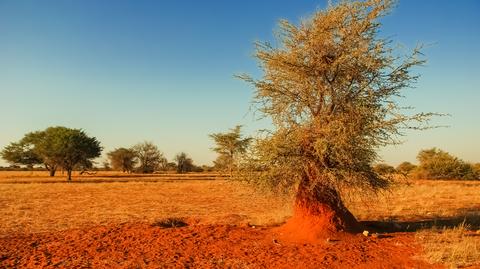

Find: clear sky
0;0;479;166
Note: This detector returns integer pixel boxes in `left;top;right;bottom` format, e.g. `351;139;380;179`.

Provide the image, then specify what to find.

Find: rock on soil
0;223;439;268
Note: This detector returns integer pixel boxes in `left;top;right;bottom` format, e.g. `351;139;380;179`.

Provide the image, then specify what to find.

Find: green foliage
175;152;194;173
413;148;478;180
132;142;166;173
238;0;434;198
373;163;396;175
1;126;102;180
209;125;252;174
107;148;138;173
0;141;41;168
396;161;417;175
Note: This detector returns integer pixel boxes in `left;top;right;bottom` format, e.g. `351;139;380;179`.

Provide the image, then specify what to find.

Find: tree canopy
132;142;166;173
107;148;138;173
1;140;42;168
414;148;478;180
209;125;251;175
175;152;194;174
1;126;102;180
239;0;434;238
396;161;417;175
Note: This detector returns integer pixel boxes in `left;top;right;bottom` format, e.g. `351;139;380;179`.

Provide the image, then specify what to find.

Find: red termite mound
276;180;361;243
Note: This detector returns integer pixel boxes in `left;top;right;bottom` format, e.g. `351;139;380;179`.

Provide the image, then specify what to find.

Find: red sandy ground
0;223;439;269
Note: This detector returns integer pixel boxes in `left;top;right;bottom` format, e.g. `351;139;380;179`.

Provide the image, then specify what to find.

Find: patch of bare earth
0;222;437;269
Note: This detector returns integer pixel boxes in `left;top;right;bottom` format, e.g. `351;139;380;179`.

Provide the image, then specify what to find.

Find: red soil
0;222;439;268
277;204;361;243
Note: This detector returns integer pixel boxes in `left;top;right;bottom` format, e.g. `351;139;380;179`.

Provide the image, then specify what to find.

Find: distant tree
1;127;101;180
1;141;42;170
175;152;194;173
396;161;417;176
102;160;111;171
212;154;232;171
132;142;166;173
46;127;101;181
238;0;435;239
201;165;214;172
414;148;477;180
164;162;178;172
373;163;396;175
209;125;252;175
107;148;137;173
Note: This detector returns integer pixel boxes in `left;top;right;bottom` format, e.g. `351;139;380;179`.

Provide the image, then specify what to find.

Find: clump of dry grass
152;217;188;228
416;221;480;268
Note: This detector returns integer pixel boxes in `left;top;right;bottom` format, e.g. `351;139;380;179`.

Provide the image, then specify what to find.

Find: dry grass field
0;171;291;235
1;171;479;267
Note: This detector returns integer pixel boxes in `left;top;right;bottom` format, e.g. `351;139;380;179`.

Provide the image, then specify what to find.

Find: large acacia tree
239;0;433;240
1;127;102;181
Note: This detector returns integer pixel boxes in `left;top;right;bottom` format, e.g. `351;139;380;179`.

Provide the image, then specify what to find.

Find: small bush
152;218;188;228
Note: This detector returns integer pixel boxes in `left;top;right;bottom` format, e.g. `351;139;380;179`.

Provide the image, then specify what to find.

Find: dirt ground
0;222;438;269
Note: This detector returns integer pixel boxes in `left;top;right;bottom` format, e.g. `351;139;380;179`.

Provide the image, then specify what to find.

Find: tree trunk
276;178;360;242
49;169;56;177
67;170;72;182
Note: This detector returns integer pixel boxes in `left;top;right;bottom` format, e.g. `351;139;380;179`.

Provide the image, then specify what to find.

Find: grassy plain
1;171;479;267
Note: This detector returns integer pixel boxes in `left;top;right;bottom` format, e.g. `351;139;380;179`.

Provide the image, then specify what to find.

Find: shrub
373;163;396;175
413;148;478;180
396;162;417;176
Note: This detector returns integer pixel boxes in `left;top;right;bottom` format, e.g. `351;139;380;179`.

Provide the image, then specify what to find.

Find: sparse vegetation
0;0;476;268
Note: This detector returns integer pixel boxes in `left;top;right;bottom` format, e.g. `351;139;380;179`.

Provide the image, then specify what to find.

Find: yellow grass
347;179;480;222
0;176;291;235
0;171;228;183
1;172;479;267
416;222;480;268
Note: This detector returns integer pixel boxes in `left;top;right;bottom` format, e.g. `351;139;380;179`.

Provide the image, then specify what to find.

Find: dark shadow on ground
361;212;480;233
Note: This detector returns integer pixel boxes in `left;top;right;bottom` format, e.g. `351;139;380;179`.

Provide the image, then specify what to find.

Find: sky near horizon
0;0;479;166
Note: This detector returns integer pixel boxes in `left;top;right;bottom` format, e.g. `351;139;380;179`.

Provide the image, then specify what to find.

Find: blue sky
0;0;479;166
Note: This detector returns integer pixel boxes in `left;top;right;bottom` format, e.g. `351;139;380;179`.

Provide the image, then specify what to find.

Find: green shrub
413;148;478;180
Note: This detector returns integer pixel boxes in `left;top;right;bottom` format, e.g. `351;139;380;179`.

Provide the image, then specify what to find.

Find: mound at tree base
276;180;362;243
0;222;438;268
275;204;362;243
